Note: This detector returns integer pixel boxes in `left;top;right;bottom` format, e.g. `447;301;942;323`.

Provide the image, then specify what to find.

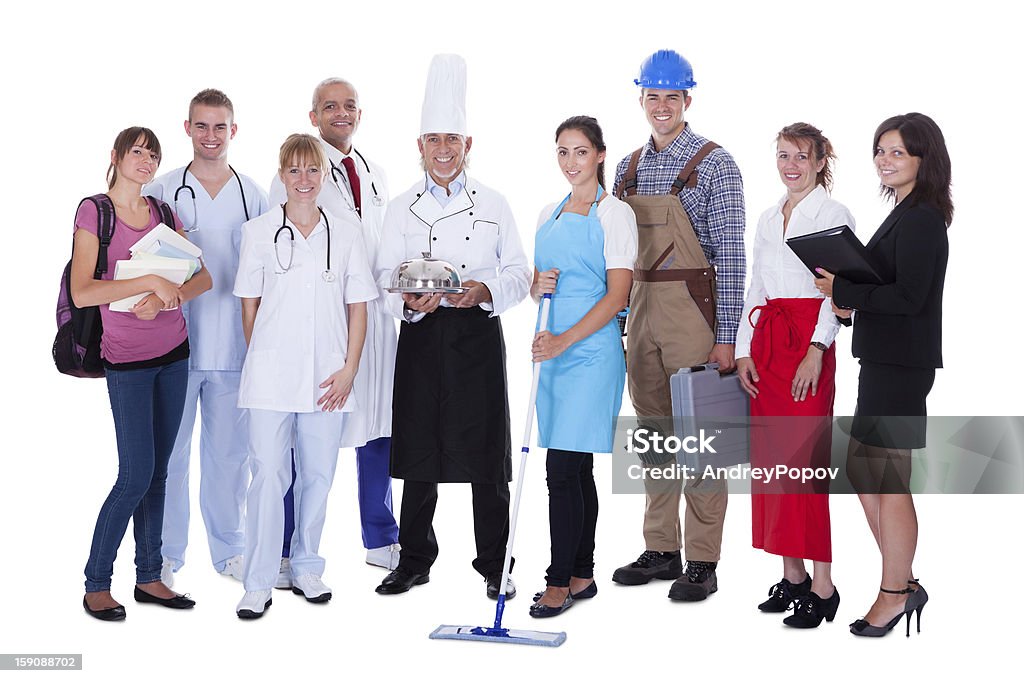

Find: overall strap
615;149;644;198
671;142;720;194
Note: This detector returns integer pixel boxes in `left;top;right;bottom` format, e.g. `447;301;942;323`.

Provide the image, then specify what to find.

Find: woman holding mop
530;115;637;618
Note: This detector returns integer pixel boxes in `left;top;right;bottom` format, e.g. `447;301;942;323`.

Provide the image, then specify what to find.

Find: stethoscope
274;205;335;282
329;149;384;211
173;162;250;232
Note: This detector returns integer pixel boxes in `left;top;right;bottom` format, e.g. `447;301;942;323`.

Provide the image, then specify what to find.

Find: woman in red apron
736;123;853;629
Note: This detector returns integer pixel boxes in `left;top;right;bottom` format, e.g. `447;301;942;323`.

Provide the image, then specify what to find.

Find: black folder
786;225;883;285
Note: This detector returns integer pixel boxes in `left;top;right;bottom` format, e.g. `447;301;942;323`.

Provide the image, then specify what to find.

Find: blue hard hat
634;50;696;90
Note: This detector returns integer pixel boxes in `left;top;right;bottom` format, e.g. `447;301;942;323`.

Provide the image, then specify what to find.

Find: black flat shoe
783;588;840;628
375;568;429;595
529;593;574;618
133;586;196;609
83;596;125;622
533;581;598;602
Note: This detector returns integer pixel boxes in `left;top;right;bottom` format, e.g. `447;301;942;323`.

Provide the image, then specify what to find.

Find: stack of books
110;224;203;312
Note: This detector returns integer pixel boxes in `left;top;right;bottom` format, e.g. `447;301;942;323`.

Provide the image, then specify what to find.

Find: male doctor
270;78;400;573
145;88;269;585
374;54;530;599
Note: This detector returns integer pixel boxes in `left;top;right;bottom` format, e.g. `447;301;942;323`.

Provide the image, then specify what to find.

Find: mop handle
493;293;551;630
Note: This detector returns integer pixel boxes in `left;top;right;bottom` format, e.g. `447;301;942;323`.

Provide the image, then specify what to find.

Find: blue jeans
84;359;188;592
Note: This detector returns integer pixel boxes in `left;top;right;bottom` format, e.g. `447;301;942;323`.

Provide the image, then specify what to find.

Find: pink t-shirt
74;197;189;365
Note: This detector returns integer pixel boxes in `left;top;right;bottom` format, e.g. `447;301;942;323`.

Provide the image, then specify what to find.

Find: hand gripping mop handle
492;293;551;632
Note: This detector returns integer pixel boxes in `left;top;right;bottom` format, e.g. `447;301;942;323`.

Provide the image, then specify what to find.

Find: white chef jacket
234;207;378;414
376;174;531;322
735;185;856;359
270;140;396;446
145;166;269;370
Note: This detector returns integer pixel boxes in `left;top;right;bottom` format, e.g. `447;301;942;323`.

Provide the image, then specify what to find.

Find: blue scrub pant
85;359;188;592
162;370;247;573
282;436;398;555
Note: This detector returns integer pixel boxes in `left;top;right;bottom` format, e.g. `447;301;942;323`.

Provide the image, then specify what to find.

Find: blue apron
534;188;625;453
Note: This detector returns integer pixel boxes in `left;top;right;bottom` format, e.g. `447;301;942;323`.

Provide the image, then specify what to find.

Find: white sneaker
275;558;293;590
219;555;244;581
236;590;272;619
292;574;333;603
161;558;175;589
365;544;401;570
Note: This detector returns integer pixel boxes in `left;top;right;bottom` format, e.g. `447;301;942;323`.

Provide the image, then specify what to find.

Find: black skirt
851;360;936;449
391;306;512;483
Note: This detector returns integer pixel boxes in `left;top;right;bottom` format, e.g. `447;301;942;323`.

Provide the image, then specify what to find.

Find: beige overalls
616;142;728;561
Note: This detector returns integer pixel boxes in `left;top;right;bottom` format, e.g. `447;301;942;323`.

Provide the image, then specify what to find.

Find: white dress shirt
234;207;378;413
735;185;856;359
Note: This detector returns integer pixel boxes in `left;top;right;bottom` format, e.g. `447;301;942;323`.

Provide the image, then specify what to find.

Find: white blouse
735;185;855;359
534;194;639;270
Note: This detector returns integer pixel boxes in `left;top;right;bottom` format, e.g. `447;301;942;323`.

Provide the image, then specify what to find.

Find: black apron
391;306;512;483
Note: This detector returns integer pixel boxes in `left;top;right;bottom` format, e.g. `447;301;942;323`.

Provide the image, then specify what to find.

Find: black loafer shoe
486;574;516;600
529;593;574;618
533;581;597;602
83;596;126;621
375;568;429;595
133;586;196;609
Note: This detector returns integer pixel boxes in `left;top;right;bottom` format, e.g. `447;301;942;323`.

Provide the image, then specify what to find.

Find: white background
2;0;1021;679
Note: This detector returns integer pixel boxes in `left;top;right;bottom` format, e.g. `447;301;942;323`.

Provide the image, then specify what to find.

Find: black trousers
545;449;598;587
397;480;512;576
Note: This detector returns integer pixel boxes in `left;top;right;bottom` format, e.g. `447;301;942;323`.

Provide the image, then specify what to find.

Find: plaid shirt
614;124;746;345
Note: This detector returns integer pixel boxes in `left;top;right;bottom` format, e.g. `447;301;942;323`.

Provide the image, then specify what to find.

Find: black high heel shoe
783;588;840;628
849;585;925;637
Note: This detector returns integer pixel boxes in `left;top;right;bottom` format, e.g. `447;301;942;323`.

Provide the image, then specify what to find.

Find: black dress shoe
83;596;126;622
486;574;516;600
533;581;598;602
133;586;196;609
759;575;811;612
375;568;429;595
783;588;840;628
529;593;574;618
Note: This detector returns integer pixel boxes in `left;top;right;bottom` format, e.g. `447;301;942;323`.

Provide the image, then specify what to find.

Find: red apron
749;298;835;563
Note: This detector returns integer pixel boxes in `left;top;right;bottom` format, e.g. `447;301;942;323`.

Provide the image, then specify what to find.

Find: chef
373;54;531;600
270;77;400;574
144;88;269;587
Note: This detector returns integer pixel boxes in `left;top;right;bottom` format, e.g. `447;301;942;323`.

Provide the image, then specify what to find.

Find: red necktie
341;156;362;218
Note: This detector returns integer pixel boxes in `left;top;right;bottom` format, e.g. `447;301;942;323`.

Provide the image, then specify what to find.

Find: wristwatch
810;341;828;352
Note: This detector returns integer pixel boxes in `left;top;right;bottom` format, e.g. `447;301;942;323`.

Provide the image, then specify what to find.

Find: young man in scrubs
144;88;270;586
270;78;401;574
373;54;530;599
610;50;746;602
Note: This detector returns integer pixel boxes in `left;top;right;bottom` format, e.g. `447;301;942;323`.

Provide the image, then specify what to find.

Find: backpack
52;194;174;378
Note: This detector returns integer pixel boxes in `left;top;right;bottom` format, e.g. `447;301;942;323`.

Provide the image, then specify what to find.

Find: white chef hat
419;54;468;136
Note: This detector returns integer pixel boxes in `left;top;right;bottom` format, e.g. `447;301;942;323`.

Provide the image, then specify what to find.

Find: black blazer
832;199;948;368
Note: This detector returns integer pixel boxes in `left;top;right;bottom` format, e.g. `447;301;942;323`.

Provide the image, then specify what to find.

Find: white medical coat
270;140;396;446
234;207;378;414
145;167;269;370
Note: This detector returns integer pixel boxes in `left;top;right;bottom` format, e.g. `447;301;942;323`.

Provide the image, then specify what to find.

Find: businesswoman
815;113;952;637
233;134;374;619
530;116;637;617
737;123;853;628
74;127;211;620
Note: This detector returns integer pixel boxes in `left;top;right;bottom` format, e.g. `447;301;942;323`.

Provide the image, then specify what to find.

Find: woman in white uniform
233;134;376;619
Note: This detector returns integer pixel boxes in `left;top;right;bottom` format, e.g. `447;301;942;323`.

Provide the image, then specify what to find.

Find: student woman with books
73;126;211;621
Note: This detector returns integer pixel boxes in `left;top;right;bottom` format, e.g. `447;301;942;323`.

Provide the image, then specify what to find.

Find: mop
430;293;567;647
